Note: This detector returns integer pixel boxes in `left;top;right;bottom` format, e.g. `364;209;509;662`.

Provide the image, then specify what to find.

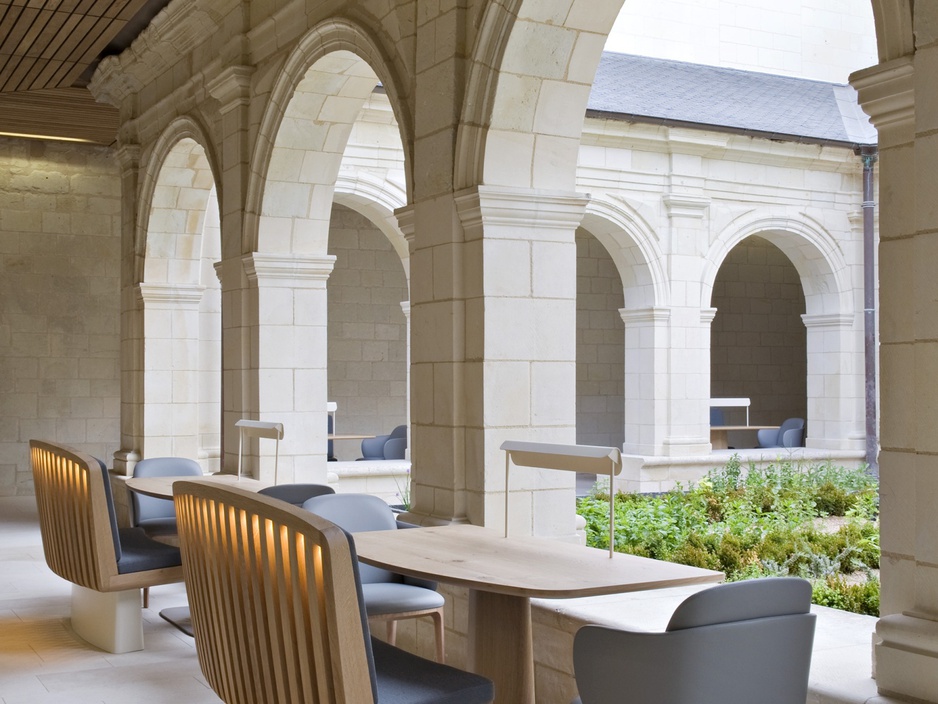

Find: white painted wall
606;0;877;83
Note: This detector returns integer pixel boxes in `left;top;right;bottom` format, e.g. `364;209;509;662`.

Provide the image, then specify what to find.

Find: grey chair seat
257;483;335;506
362;582;446;616
370;637;493;704
116;527;183;574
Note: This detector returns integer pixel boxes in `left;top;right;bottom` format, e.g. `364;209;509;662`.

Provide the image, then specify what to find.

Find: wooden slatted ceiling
0;0;149;93
0;87;118;144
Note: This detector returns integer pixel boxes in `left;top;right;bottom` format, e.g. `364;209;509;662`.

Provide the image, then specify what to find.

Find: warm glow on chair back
173;480;376;704
30;440;111;591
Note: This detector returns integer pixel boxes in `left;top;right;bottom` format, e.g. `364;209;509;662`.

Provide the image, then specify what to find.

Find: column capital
801;312;854;329
137;282;205;306
851;56;914;145
663;194;710;219
242;253;336;286
619;306;672;324
454;185;589;239
207;66;255;115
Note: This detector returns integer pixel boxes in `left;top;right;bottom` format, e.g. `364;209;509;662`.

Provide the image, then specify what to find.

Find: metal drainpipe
860;146;879;475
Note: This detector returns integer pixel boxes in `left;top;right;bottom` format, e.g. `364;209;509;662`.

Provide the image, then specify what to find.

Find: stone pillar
405;186;587;536
240;253;335;484
854;50;938;702
137;283;205;460
661;194;712;456
802;313;864;451
620;306;671;455
114;144;142;475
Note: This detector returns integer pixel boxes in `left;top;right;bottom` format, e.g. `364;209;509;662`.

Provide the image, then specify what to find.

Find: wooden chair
173;480;494;704
29;439;184;653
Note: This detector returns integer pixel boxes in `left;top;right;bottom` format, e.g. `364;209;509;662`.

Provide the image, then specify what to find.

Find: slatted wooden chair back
30;438;182;592
173;480;377;704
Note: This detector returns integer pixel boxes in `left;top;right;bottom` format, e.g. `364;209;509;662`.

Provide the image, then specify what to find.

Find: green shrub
812;576;880;616
576;458;880;616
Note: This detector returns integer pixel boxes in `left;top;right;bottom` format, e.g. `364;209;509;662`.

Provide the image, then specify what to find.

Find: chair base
70;584;144;653
159;606;194;636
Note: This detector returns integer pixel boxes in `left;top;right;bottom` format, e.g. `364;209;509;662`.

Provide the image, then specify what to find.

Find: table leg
710;428;729;450
468;589;535;704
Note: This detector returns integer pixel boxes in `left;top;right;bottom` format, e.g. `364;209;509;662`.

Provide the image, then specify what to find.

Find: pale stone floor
0;496;896;704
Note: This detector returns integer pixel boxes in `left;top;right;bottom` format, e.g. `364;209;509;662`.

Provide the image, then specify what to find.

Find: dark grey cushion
371;637;494;704
116;527;182;574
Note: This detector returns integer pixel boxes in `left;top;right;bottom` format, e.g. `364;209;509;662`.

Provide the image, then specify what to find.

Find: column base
875;612;938;702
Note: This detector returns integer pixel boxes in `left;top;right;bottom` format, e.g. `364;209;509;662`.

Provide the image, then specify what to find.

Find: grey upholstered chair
130;457;203;540
360;424;408;460
130;456;201;607
257;482;335;506
757;417;805;448
303;492;446;662
572;578;816;704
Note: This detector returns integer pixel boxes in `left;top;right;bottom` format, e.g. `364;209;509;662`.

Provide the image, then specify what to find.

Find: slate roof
588;52;877;147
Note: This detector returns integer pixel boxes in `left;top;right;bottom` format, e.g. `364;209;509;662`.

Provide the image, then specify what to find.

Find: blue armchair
757;417;805;448
359;424;407;460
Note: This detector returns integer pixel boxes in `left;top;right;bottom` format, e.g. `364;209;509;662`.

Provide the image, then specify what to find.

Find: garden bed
576;455;880;616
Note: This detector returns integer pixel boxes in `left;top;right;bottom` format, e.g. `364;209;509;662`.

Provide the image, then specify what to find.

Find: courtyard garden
577;456;880;616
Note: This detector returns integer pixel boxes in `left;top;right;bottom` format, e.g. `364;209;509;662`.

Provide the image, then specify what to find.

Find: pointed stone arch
248;19;414;256
132;119;222;465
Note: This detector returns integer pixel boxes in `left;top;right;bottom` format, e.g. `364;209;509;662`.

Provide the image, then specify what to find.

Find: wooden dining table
124;473;271;499
710;425;777;450
354;523;724;704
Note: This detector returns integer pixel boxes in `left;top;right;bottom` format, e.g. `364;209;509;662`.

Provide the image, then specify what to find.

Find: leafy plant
576;458;880;616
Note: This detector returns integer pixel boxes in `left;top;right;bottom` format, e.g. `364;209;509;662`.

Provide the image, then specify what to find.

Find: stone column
411;185;587;537
620;306;671;455
240;253;335;484
854;51;938;702
802;313;864;451
661;193;712;456
137;283;205;460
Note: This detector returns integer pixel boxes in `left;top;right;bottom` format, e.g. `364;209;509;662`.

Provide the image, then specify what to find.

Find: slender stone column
114;144;143;474
620;306;671;456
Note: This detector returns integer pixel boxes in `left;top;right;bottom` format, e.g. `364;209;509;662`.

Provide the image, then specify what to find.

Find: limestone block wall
327;204;408;459
711;235;808;428
0;137;122;494
576;229;624;448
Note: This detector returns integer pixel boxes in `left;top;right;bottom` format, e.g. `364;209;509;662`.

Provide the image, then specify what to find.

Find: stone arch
456;0;625;191
248;19;413;256
704;214;859;450
138;116;220;285
871;0;914;62
578;197;669;454
134;118;223;464
580;197;667;310
334;171;409;274
702;214;852;317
